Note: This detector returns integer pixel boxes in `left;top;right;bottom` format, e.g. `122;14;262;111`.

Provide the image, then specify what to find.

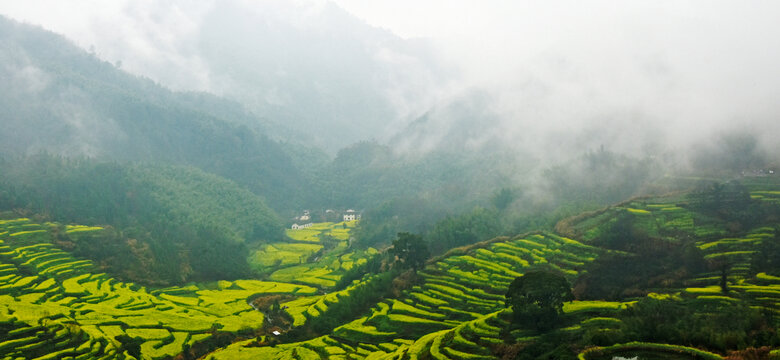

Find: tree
491;188;514;211
505;271;573;331
115;335;143;359
751;228;780;276
389;232;430;272
707;257;731;294
597;211;651;251
688;180;755;230
426;207;502;254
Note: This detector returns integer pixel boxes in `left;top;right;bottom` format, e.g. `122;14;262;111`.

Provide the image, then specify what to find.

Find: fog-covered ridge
2;0;779;164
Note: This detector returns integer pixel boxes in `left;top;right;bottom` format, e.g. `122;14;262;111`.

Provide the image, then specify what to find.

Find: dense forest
0;155;282;283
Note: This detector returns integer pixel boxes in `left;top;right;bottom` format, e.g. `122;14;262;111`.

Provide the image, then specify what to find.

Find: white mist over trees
2;0;779;163
1;0;779;214
0;0;447;152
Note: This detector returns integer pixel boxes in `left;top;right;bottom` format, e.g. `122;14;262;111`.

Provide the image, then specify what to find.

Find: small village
290;209;361;230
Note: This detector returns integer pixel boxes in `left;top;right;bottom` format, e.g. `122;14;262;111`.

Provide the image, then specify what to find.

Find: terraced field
563;196;723;243
4;184;780;359
682;226;780;309
209;233;620;359
563;192;780;309
750;191;780;204
251;221;378;288
0;218;318;359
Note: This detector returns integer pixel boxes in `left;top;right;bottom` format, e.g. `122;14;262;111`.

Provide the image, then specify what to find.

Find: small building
291;223;313;230
343;209;361;222
294;210;311;222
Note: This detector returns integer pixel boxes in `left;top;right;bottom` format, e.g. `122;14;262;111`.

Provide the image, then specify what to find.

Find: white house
294;210;311;222
291;223;313;230
343;209;361;222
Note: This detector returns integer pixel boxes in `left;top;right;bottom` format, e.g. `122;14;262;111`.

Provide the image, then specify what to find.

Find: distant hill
191;0;444;152
0;15;314;211
14;1;444;153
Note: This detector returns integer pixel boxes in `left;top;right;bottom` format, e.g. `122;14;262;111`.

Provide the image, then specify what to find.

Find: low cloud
2;0;779;165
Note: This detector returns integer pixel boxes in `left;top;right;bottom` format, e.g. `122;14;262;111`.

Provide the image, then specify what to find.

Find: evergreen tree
389;232;430;272
505;271;573;331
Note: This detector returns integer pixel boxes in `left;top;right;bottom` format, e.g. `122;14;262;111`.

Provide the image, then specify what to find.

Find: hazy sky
335;1;780;156
2;1;780;158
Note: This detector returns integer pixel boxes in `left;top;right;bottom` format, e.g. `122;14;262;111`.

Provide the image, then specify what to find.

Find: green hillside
1;180;779;359
0;216;400;360
0;217;319;359
205;181;780;360
0;15;311;211
1;3;780;360
0;157;283;284
252;221;379;289
206;232;630;359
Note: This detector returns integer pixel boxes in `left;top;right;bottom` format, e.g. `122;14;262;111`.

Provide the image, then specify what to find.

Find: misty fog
2;0;779;198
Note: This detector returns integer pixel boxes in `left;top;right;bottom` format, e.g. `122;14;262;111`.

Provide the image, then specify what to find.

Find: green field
210;186;780;359
0;218;318;359
210;232;614;359
251;221;377;289
4;184;780;359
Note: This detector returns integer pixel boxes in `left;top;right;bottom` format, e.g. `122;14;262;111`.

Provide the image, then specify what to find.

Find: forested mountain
4;13;767;258
3;0;445;152
0;15;312;211
192;0;443;152
0;155;282;284
0;14;663;246
1;15;498;246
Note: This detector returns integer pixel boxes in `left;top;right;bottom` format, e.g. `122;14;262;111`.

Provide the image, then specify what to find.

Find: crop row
251;222;375;289
0;316;105;360
571;198;732;245
353;234;599;353
0;218;319;359
578;341;724;360
751;190;780;205
208;233;604;359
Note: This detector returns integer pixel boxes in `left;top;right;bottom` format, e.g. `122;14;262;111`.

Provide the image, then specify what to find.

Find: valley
1;2;779;359
0;178;778;359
